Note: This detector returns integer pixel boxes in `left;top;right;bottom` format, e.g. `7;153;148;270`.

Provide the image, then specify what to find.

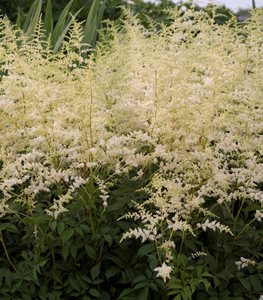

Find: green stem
150;70;159;135
179;231;185;254
235;218;256;240
47;236;56;270
0;231;17;271
224;202;235;221
89;81;94;148
169;228;174;241
227;218;257;259
234;199;245;221
96;207;106;232
88;207;95;235
155;239;162;262
79;194;95;235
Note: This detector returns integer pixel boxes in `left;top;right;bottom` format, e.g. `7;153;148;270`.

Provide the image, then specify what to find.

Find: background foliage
0;0;236;26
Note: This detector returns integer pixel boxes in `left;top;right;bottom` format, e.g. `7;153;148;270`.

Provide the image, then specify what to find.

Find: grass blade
24;0;43;36
96;0;105;39
16;10;23;28
22;1;35;32
53;8;82;53
82;0;104;48
44;0;53;37
52;0;75;47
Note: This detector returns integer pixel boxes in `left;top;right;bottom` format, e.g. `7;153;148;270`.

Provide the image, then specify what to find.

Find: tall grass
16;0;104;52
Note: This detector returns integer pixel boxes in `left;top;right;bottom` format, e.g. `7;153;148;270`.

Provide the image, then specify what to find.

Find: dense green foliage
0;172;167;299
0;0;235;27
0;6;263;300
7;0;104;52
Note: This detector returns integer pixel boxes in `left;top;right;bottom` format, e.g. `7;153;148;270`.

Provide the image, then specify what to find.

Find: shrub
0;8;263;299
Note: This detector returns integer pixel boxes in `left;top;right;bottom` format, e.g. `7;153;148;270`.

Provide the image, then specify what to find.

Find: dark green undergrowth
0;170;165;299
0;167;263;299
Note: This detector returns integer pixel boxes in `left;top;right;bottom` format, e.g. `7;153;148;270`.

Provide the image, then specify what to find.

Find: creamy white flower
154;263;172;282
190;252;207;259
235;257;256;270
197;219;233;235
255;210;263;221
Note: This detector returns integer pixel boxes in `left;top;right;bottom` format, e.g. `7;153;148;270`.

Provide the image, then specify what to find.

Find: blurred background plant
0;0;240;35
0;0;241;55
0;0;105;52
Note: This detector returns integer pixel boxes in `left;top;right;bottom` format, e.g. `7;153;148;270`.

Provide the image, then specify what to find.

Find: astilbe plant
0;7;263;299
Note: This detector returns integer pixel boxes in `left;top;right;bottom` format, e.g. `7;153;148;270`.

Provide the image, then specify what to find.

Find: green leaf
106;254;127;269
82;0;104;48
174;295;182;300
181;286;192;300
23;0;43;36
239;278;251;291
38;260;48;267
57;221;65;236
80;224;91;232
103;234;113;246
70;241;79;259
0;223;18;233
44;0;53;37
188;278;202;293
51;0;75;47
148;254;158;270
202;278;211;292
75;226;83;237
122;268;135;282
89;288;101;298
11;279;23;292
52;269;63;284
105;266;120;279
90;262;101;280
22;0;36;31
138;287;149;300
168;279;183;290
249;275;261;291
132;275;147;285
134;280;149;290
137;243;155;257
216;269;232;281
176;254;187;267
85;245;96;260
53;8;82;53
62;245;69;260
117;288;135;299
49;221;57;231
201;271;214;278
69;275;81;291
61;228;74;243
16;10;23;28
